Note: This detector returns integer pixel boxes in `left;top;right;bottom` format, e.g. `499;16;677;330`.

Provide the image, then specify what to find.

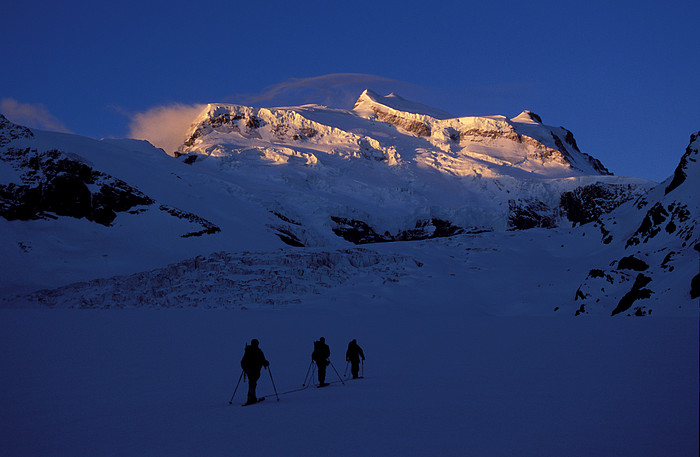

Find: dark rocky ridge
0;147;154;225
508;199;557;230
665;132;698;195
0;115;221;236
560;183;641;226
611;273;653;316
370;107;432;137
571;132;699;316
331;216;466;244
184;108;321;149
0;115;33;147
184;111;267;147
626;202;693;247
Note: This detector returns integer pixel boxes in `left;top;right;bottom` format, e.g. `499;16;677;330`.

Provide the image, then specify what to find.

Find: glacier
0;92;698;456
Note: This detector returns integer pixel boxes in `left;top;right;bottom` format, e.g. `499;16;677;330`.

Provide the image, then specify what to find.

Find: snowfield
1;309;697;457
1;227;698;456
0;94;698;456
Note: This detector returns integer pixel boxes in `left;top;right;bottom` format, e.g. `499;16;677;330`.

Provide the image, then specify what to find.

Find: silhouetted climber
312;337;331;386
345;339;365;379
240;339;269;405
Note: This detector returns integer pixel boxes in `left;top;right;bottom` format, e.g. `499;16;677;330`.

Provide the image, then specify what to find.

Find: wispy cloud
226;73;425;109
128;103;206;153
0;98;71;133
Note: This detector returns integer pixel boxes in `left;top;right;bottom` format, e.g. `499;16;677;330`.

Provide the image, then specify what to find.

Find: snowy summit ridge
175;90;648;244
353;89;455;119
182;90;610;177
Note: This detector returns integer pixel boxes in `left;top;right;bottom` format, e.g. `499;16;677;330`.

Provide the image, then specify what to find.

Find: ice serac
573;132;699;316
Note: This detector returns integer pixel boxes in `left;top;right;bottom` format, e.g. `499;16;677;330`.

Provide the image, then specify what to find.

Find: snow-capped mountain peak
511;110;543;124
353;88;454;120
0;93;665;306
161;92;651;249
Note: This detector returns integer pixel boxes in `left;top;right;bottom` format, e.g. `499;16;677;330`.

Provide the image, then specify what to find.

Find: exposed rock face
508;199;557;230
184;109;268;147
626;201;693;247
549;131;611;176
691;245;700;298
331;216;465;244
617;256;649;271
368;106;432;137
572;132;699;316
622;133;698;250
560;183;642;226
0;147;154;225
665;132;698;195
611;273;653;316
158;205;221;238
0;116;221;237
0;115;33;146
521;110;542;123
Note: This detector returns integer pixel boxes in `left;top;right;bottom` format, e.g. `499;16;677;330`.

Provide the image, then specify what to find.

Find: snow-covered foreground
1;308;697;457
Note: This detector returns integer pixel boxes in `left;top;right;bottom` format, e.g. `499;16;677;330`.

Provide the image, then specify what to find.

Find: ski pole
361;359;364;378
344;361;349;377
228;371;244;405
267;366;280;401
329;361;345;385
302;361;314;386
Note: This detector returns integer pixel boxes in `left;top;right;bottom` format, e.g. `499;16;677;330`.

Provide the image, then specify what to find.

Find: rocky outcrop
508;199;557;230
0;116;223;240
692;243;700;299
0;115;33;147
560;183;642;226
158;205;220;238
0;147;154;225
617;255;649;271
571;133;699;316
625;201;693;247
184;110;267;146
370;107;432;137
331;216;465;244
611;274;653;316
665;132;698;195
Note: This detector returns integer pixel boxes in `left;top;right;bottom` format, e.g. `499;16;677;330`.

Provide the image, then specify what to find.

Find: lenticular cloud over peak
228;73;426;109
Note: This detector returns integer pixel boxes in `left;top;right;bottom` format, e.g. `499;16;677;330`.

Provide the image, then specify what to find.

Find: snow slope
0;115;284;295
0;99;698;457
1;309;697;457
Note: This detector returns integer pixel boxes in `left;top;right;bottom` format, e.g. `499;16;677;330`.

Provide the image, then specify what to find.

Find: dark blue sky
2;0;698;181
